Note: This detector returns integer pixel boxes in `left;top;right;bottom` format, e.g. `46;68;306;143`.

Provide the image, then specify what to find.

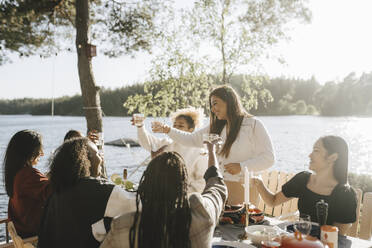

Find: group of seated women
2;85;357;248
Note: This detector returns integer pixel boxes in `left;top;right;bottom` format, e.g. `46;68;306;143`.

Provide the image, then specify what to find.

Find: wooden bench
348;190;372;240
250;170;298;218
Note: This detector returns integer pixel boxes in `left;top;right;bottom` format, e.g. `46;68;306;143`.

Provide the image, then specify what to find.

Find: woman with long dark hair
100;141;227;248
252;135;357;235
3;130;52;238
38;138;135;248
152;85;275;204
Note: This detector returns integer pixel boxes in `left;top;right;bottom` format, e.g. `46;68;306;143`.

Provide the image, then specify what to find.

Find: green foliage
186;0;311;83
0;84;144;116
123;50;214;117
229;75;273;111
313;72;372;116
0;0;170;64
349;173;372;194
0;0;70;64
2;72;372;117
295;100;307;115
306;105;318;115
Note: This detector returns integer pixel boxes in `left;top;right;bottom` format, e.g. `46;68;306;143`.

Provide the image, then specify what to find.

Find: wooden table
211;218;372;248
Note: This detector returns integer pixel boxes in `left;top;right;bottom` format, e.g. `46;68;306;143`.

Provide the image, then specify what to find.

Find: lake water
0;115;371;240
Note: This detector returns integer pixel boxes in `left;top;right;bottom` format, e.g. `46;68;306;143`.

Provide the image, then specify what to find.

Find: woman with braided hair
100;140;227;248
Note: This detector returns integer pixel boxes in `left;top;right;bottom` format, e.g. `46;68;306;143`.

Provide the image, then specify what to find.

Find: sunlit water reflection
0;115;371;241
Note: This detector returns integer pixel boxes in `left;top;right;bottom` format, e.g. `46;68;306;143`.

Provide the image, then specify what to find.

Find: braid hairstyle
129;152;191;248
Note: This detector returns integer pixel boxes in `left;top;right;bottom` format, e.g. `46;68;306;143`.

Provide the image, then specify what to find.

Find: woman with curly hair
3;130;52;238
100;140;226;248
153;85;275;204
38;137;135;248
132;107;208;193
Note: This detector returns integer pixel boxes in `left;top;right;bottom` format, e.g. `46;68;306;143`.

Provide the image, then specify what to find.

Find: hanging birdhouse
86;44;97;57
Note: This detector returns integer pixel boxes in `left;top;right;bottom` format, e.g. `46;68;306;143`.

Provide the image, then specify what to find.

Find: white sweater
168;117;275;182
137;126;208;193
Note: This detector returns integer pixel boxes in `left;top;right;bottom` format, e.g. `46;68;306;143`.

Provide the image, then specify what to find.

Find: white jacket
168;117;275;182
137;126;208;193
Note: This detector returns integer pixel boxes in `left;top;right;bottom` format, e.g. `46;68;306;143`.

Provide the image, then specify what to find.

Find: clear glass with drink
294;214;312;235
133;113;145;127
261;229;281;248
96;132;104;151
151;119;164;133
201;133;222;155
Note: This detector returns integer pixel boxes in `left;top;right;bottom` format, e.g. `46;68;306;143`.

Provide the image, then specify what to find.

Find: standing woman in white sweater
152;85;275;204
133;107;208;193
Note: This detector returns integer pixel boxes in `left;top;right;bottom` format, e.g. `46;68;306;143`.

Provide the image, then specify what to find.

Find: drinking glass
133;113;145;127
261;228;281;248
201;133;222;155
294;214;312;235
96;132;104;151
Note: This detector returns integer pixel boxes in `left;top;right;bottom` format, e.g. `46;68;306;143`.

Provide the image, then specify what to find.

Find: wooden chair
7;222;37;248
358;192;372;240
251;170;298;218
0;218;10;244
347;188;363;237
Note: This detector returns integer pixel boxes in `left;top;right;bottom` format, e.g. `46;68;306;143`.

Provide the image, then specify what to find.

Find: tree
124;48;214;117
1;0;169;175
186;0;311;84
0;0;167;123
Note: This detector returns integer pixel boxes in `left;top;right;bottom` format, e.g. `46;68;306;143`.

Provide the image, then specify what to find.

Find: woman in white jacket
152;85;275;204
133;107;208;193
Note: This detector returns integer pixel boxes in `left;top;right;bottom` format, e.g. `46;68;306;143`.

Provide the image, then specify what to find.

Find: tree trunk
75;0;106;177
220;3;228;84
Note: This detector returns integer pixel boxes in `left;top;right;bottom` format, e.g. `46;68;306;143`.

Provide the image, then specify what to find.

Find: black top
38;177;114;248
203;166;223;181
282;171;357;225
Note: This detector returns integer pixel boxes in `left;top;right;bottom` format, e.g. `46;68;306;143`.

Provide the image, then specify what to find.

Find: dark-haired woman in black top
253;135;357;235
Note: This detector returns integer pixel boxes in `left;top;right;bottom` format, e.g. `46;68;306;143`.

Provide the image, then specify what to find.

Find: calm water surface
0;115;371;240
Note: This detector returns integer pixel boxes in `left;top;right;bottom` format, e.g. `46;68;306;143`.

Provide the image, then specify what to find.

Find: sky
1;0;372;99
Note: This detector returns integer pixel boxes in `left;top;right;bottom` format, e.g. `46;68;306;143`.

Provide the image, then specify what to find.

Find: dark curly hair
63;130;83;141
49;137;91;193
3;130;43;197
129;152;191;248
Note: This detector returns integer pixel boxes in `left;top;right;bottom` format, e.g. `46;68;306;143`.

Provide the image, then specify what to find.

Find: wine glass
294;214;312;236
133;113;145;127
261;229;281;248
201;133;222;155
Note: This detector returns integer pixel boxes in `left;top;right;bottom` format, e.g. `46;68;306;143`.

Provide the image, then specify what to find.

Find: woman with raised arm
152;85;275;204
252;136;357;235
3;130;52;238
100;140;227;248
132;107;208;193
38;138;135;248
